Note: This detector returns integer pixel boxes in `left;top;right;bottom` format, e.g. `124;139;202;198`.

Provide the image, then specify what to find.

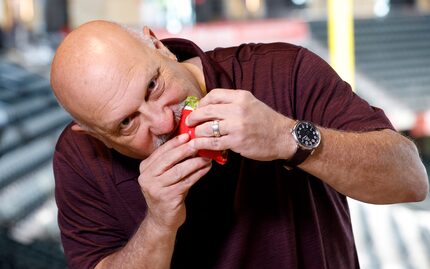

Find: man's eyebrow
104;122;118;133
96;121;117;135
100;114;126;134
106;113;132;134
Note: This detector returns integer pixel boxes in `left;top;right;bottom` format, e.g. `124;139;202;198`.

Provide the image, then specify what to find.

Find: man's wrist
283;120;322;169
280;118;299;160
143;214;180;238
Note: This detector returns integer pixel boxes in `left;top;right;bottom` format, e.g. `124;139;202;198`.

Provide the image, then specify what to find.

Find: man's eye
118;113;139;135
146;78;157;99
120;117;132;128
145;71;161;101
148;79;157;90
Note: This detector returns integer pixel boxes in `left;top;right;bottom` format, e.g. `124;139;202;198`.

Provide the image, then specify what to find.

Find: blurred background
0;0;429;268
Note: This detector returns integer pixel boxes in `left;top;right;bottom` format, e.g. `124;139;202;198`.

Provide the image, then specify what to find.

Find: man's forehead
53;22;161;134
88;98;123;136
67;30;162;126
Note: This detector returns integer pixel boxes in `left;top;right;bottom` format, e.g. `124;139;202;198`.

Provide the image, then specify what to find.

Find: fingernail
178;133;189;142
185;116;190;126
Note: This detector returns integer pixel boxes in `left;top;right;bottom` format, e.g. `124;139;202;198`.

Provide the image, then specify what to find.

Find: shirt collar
162;38;234;91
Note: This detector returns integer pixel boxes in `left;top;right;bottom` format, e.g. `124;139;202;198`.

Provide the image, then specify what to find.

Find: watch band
283;145;313;170
283;120;320;170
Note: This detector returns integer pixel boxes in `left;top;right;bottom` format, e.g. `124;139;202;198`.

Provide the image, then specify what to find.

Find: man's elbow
404;142;429;202
407;168;428;202
395;136;429;203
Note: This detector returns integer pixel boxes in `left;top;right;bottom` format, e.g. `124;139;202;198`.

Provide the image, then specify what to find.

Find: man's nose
145;106;175;136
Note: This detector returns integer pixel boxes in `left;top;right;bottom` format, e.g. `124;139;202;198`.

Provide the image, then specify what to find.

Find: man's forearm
299;128;428;204
95;216;177;269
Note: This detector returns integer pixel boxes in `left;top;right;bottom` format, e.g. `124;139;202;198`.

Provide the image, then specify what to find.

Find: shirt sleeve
53;127;127;269
292;47;394;132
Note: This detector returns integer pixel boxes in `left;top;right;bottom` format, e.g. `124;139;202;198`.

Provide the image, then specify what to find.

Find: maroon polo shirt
54;38;394;269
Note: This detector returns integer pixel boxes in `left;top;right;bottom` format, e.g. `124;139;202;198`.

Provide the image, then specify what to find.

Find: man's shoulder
207;42;303;63
54;122;108;160
54;122;140;181
56;122;90;148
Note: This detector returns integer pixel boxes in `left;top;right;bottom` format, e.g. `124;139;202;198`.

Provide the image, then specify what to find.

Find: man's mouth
153;100;186;148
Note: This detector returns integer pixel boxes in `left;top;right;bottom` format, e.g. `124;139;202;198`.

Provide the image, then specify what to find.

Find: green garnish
185;96;199;109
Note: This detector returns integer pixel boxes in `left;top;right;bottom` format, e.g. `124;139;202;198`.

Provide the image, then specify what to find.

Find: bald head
50;20;205;158
50;20;160;126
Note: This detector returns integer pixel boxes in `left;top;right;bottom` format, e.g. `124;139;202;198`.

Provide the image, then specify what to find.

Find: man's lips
170;100;186;138
173;100;186;132
154;100;187;148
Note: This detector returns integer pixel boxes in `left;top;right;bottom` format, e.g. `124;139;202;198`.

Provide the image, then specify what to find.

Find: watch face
294;121;321;149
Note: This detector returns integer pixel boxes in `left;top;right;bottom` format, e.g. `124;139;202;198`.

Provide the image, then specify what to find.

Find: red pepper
177;96;227;165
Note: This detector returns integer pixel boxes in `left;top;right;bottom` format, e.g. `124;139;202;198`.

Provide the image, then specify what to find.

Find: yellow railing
328;0;356;91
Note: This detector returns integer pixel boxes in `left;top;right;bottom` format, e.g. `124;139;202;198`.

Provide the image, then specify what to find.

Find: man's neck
182;57;207;95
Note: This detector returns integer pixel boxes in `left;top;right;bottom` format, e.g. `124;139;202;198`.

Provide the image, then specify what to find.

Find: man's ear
71;123;88;134
72;123;98;138
71;123;113;149
71;123;97;136
143;26;177;61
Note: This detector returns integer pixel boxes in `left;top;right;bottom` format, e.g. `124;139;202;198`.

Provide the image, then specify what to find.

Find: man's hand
96;134;210;269
185;89;428;204
138;133;212;232
186;89;295;161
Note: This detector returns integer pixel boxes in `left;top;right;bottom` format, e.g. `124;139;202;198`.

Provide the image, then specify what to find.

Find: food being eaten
177;96;228;165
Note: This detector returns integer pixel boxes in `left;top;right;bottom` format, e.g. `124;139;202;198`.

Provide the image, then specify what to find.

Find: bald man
51;20;428;269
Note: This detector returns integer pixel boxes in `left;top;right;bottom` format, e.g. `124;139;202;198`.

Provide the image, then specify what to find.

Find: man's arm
95;133;212;269
95;217;177;269
187;89;428;204
297;127;428;204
